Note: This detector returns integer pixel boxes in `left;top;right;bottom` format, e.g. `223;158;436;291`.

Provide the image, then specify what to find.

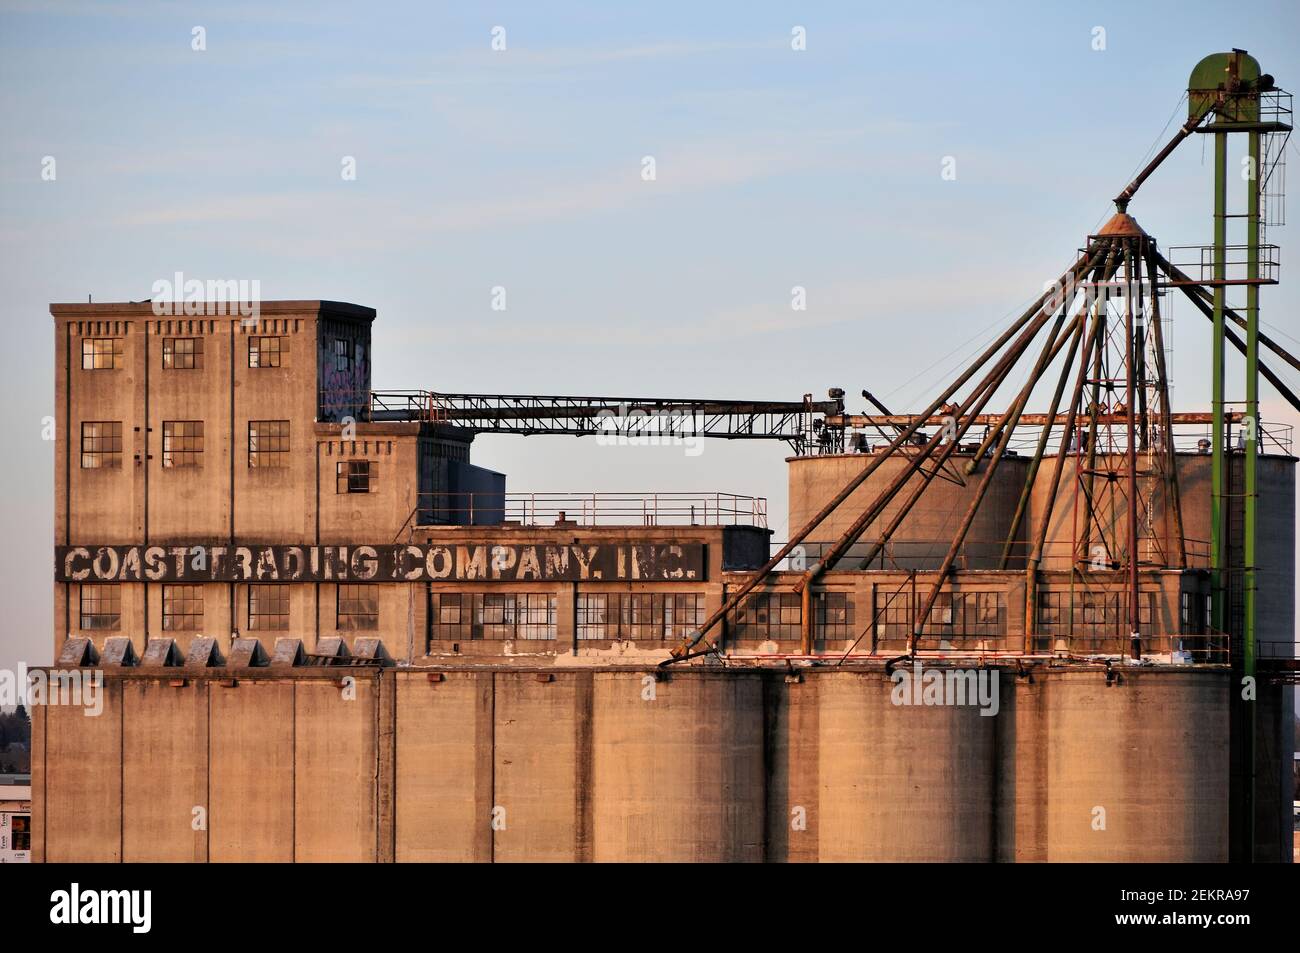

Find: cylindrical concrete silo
767;669;999;861
590;671;764;862
788;452;1029;570
1040;668;1228;861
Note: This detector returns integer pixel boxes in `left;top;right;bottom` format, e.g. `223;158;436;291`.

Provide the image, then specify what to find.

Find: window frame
162;420;204;468
80;421;123;469
248;335;282;368
81;337;123;370
337;584;378;631
248;584;290;631
162;336;203;370
79;583;121;630
430;592;559;642
336;459;372;494
248;419;290;468
161;584;204;632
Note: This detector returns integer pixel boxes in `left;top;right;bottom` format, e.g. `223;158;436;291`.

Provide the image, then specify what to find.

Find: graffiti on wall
318;325;370;422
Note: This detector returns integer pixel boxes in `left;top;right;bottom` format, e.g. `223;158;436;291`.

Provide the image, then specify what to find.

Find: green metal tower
1187;49;1290;861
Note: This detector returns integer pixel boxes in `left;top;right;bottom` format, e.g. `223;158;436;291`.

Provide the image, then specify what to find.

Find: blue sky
2;1;1299;674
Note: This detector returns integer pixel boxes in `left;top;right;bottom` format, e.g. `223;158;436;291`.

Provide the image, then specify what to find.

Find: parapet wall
30;663;1290;862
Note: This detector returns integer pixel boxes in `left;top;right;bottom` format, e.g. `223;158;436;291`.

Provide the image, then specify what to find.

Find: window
334;338;351;372
517;594;555;640
337;584;378;630
162;337;203;369
1180;591;1207;635
249;585;289;631
734;591;801;640
248;420;289;468
815;592;854;640
437;592;465;637
576;592;704;641
162;420;203;467
80;421;122;468
1037;590;1064;635
576;593;609;640
879;589;914;642
430;593;557;642
81;338;123;370
248;336;281;368
961;592;1005;638
478;593;516;639
877;590;1006;641
336;459;372;493
79;584;120;630
162;584;203;631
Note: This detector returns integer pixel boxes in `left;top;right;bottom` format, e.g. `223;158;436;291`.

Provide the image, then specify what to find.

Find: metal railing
841;420;1293;458
1166;243;1281;285
766;537;1214;571
415;491;767;528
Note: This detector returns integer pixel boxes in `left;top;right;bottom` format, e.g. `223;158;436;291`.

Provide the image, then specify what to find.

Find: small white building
0;775;32;863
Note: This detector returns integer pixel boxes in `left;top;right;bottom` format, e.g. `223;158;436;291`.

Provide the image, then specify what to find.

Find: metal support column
1210;130;1228;635
1243;127;1261;861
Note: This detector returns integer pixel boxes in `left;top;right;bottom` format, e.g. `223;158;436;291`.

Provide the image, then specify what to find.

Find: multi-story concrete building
32;299;1296;863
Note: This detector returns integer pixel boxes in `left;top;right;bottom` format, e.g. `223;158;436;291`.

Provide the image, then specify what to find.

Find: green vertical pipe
1210;131;1227;634
1244;128;1260;862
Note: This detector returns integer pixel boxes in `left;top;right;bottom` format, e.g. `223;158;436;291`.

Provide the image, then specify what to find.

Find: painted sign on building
56;542;706;583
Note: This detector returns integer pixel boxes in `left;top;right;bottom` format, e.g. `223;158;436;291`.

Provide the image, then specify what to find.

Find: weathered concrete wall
33;665;1263;863
294;679;378;862
591;671;764;862
38;679;122;862
122;680;207;862
803;672;996;861
1032;669;1228;862
394;671;493;862
51;301;382;660
208;680;294;862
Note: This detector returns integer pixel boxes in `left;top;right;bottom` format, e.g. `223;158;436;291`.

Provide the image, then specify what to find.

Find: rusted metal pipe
1144;244;1188;568
853;306;1086;573
998;315;1089;569
1123;243;1141;660
963;303;1077;472
663;253;1099;663
799;250;1109;588
907;313;1083;656
798;298;1060;587
1113;104;1215;210
1023;298;1109;651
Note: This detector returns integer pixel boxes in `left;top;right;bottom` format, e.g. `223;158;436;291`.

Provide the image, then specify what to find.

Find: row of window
73;584;1206;642
1036;590;1159;636
878;590;1006;640
81;335;363;372
433;593;710;642
78;583;373;631
78;420;374;489
82;336;285;371
433;592;852;642
79;586;861;642
730;591;854;641
434;593;558;641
